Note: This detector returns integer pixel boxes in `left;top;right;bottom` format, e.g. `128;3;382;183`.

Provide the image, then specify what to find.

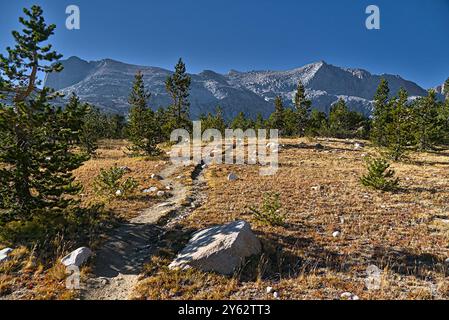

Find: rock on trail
82;162;207;300
169;220;261;275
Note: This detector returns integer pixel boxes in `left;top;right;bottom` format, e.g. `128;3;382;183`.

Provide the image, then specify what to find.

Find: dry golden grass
0;140;168;300
74;139;167;220
137;137;449;300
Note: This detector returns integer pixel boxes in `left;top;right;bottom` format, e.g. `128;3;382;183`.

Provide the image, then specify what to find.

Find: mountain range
44;56;443;119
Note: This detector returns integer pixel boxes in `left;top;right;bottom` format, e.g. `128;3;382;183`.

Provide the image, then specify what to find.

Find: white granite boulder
0;248;13;264
169;220;261;275
61;247;92;267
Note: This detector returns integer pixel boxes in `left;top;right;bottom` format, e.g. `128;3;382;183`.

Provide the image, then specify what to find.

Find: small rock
354;143;364;150
444;258;449;265
202;164;207;169
143;186;158;193
61;247;92;267
298;142;307;148
340;292;352;299
332;231;341;238
151;174;163;181
115;190;122;197
311;185;322;191
266;286;274;294
314;143;324;150
273;291;279;299
227;173;238;181
157;202;171;208
165;185;173;191
119;166;131;173
341;292;359;300
0;248;13;263
176;175;183;179
157;191;165;197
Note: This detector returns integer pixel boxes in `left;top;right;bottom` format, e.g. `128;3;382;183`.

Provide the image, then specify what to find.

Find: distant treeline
74;64;449;161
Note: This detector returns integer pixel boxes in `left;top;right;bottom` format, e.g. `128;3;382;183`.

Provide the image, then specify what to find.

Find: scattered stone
143;186;158;193
156;191;166;197
340;292;352;299
273;291;279;299
151;174;163;181
61;247;92;267
202;164;207;169
119;166;131;173
227;173;238;181
445;258;449;265
340;292;359;300
298;142;307;148
266;286;274;294
0;248;13;263
157;202;171;208
169;220;261;275
115;190;122;197
165;185;173;191
311;185;322;191
332;231;341;238
176;175;183;179
354;143;364;150
314;143;324;150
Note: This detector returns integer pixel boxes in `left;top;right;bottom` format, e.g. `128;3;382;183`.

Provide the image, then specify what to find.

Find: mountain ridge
44;57;436;119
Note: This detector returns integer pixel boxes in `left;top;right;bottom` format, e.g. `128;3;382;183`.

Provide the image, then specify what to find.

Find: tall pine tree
270;96;286;135
371;78;391;146
412;90;442;150
386;88;412;160
293;81;311;136
127;71;161;156
165;58;191;132
0;6;88;225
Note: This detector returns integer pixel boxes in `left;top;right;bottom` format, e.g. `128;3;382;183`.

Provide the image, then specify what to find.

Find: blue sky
1;0;448;88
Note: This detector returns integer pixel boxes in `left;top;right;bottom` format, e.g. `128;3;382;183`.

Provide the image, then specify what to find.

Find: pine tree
79;104;101;155
165;58;191;132
283;108;298;137
200;106;226;134
270;96;285;135
386;88;412;160
230;111;249;131
412;90;442;150
371;78;391;146
294;81;312;136
360;157;399;192
0;6;88;225
63;93;89;144
127;71;161;156
329;98;350;137
254;113;266;131
306;109;328;137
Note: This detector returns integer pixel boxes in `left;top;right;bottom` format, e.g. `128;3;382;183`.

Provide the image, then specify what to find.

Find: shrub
360;157;399;192
249;192;285;226
93;166;138;198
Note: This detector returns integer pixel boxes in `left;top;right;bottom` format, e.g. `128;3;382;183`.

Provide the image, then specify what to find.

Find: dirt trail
82;162;206;300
